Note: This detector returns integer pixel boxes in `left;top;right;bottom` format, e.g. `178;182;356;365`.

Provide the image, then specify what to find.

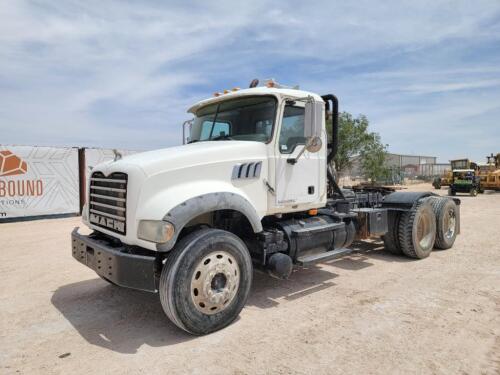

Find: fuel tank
275;215;355;260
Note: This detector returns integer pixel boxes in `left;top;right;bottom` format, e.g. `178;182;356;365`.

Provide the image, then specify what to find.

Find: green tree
360;133;390;183
326;111;389;182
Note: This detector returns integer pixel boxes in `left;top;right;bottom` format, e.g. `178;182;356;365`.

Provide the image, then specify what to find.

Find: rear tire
383;211;403;255
159;228;253;335
398;199;436;259
430;197;458;250
470;188;478;197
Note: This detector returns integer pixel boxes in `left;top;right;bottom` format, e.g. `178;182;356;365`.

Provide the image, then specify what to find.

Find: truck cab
73;80;460;335
82;86;326;251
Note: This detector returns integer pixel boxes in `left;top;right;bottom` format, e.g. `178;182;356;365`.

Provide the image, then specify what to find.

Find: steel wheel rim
190;250;240;315
416;213;433;249
444;209;456;239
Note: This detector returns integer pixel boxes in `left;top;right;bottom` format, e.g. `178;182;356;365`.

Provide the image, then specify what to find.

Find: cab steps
296;248;352;266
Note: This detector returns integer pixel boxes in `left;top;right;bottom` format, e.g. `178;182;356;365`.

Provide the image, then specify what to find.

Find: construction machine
478;153;500;191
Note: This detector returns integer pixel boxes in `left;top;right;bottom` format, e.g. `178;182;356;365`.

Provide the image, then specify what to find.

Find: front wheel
159;228;253;335
470;188;478;197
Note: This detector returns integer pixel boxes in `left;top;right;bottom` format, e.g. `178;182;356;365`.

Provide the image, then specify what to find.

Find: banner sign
0;146;79;219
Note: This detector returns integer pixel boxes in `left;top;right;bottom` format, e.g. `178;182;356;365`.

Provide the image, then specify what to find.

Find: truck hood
101;141;268;177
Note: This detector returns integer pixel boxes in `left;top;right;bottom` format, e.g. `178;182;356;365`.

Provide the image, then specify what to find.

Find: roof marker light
266;79;276;88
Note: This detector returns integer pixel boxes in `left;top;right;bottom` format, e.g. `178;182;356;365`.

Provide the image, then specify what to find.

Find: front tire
470;188;478;197
159;228;253;335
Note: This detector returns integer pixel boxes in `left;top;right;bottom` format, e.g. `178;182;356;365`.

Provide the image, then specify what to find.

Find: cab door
274;102;322;207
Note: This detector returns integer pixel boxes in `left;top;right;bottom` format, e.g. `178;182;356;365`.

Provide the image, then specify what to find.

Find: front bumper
71;228;158;292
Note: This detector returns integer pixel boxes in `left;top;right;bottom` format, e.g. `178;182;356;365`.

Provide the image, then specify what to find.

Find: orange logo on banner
0;150;28;177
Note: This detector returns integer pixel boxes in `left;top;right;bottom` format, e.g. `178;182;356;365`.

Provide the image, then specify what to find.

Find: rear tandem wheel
429;197;458;250
398;199;437;259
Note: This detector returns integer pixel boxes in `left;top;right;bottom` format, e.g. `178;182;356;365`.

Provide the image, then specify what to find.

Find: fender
381;191;437;209
382;191;461;235
157;192;263;252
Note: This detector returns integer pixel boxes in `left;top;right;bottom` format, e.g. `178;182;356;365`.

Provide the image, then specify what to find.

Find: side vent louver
231;162;262;180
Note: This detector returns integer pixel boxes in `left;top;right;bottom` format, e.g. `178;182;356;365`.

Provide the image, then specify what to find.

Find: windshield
189;96;276;143
451;159;468;170
454;171;474;180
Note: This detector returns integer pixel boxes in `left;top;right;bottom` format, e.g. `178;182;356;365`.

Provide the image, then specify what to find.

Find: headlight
137;220;174;243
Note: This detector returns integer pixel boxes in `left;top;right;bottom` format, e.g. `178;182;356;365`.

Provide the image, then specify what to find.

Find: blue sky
1;1;500;162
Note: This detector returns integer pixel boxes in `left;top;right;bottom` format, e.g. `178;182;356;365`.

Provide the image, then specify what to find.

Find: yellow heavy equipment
478;153;500;191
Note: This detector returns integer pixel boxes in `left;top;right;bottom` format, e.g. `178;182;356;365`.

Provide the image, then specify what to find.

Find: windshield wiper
187;139;199;144
210;134;234;141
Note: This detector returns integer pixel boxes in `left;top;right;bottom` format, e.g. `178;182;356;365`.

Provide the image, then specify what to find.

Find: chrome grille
89;172;127;234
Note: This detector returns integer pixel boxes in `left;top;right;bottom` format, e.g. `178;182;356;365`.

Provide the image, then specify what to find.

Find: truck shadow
247;266;340;309
347;240;415;263
51;278;194;354
51;243;406;353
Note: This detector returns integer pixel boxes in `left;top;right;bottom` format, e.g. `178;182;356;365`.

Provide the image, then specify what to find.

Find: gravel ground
1;184;499;375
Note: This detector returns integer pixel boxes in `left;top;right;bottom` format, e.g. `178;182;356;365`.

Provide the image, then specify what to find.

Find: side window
200;121;230;140
279;106;305;154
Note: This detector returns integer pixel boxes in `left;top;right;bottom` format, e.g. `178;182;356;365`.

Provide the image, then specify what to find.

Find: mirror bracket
286;136;322;165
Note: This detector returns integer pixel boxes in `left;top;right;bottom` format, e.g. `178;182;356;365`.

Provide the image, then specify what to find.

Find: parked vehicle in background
71;79;461;335
432;170;452;189
434;158;479;190
449;169;481;196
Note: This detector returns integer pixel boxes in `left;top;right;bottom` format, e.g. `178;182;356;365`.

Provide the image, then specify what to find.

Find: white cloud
403;79;500;94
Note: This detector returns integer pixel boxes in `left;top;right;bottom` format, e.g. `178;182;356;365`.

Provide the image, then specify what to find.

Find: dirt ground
1;184;499;374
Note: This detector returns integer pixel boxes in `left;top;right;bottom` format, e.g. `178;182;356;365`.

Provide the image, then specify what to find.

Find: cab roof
187;87;324;114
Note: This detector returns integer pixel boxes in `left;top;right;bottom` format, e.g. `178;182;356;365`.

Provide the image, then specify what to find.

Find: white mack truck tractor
72;79;460;335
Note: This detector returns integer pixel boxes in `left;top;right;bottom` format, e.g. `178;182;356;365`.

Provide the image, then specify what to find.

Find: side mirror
305;136;322;153
304;100;323;139
286;99;324;165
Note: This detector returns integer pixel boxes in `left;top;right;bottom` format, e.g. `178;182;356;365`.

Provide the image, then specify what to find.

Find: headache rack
89;172;128;234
